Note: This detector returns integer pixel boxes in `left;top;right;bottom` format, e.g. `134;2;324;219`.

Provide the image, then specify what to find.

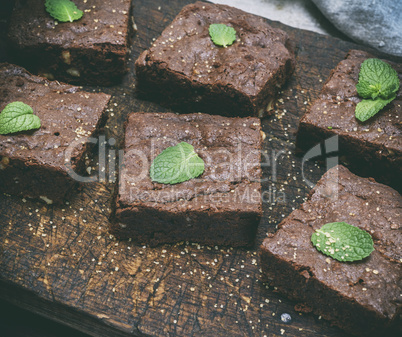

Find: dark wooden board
0;1;401;336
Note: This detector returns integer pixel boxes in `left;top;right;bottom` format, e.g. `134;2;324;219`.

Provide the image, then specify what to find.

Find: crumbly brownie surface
260;165;402;336
296;49;402;190
8;0;132;85
0;63;110;203
135;1;295;117
112;112;263;246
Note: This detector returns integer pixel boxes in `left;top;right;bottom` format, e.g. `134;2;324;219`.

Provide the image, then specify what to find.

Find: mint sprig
311;222;374;262
209;24;236;47
355;58;399;122
0;102;41;135
45;0;83;23
150;142;205;184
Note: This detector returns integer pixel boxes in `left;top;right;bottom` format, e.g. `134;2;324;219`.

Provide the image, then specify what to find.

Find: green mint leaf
45;0;83;22
356;80;380;99
0;102;41;135
355;96;395;122
311;222;374;262
209;24;236;47
357;58;399;100
150;142;205;184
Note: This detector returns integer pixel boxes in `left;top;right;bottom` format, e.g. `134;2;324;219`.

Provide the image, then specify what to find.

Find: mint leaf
357;58;399;100
209;24;236;47
311;222;374;262
356;80;381;99
0;102;41;135
355;95;395;122
45;0;83;22
150;142;205;184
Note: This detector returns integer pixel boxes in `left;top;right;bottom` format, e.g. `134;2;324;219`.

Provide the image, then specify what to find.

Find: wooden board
1;1;401;336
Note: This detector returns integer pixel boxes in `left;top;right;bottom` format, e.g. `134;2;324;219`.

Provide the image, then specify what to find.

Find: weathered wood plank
0;0;400;336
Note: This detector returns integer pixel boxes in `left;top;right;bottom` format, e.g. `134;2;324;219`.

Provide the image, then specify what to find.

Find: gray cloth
312;0;402;57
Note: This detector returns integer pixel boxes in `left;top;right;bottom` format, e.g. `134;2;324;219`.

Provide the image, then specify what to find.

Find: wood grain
0;0;400;336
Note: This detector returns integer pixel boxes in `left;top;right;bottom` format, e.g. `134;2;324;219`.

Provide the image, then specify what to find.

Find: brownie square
260;165;401;336
8;0;132;85
0;63;110;203
111;112;263;247
296;50;401;191
135;1;295;117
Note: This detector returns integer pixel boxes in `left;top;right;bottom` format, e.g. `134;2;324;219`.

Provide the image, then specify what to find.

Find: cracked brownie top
262;165;401;320
0;63;110;170
301;49;401;151
136;1;294;97
118;112;262;213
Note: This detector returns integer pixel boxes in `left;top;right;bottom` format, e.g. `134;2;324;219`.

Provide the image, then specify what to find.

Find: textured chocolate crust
0;63;110;203
135;1;295;117
260;165;402;337
112;112;263;247
296;50;402;191
8;0;132;85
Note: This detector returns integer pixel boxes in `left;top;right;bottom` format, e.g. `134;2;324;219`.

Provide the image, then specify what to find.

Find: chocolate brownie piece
135;1;295;117
296;50;402;191
8;0;132;85
111;112;263;247
0;63;110;203
260;165;402;337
